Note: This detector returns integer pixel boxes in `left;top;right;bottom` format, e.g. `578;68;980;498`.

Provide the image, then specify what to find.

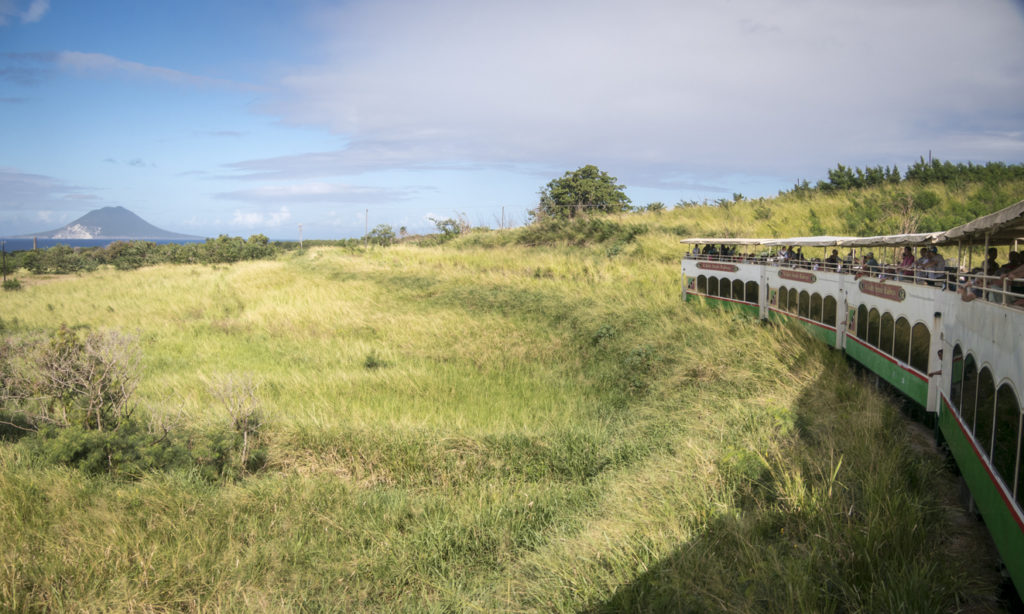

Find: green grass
0;225;1010;611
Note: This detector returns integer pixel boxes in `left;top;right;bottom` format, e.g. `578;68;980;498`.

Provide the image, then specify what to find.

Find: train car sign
778;270;817;284
696;261;739;273
859;279;906;302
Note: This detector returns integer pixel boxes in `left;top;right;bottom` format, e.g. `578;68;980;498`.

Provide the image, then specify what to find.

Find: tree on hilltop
532;165;631;220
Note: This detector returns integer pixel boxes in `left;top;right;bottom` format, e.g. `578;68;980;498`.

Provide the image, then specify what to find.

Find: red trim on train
941;393;1024;533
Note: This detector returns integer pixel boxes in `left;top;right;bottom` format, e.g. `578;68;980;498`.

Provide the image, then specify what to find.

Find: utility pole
364;208;369;250
2;240;6;283
298;224;303;250
501;206;505;230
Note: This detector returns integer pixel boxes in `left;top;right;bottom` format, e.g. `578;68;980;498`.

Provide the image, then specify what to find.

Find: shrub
2;278;21;291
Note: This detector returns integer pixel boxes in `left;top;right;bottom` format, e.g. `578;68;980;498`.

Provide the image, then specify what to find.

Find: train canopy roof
680;199;1024;248
939;198;1024;244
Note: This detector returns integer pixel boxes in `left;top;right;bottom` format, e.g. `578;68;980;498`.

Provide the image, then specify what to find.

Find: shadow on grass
580;335;1008;614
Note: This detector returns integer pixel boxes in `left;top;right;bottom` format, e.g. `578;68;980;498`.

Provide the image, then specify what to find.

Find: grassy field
0;219;1012;611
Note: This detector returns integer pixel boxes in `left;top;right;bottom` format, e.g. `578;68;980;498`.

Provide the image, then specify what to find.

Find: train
679;199;1024;598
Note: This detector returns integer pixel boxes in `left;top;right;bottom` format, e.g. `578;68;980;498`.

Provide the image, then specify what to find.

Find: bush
2;327;268;482
2;278;21;291
517;217;647;246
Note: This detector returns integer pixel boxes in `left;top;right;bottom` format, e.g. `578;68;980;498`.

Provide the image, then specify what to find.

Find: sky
2;0;1023;239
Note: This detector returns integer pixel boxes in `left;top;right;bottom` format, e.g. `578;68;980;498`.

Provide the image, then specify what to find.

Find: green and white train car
680;200;1024;598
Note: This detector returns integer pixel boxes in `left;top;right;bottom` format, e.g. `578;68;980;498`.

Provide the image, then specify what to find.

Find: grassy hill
1;178;1021;611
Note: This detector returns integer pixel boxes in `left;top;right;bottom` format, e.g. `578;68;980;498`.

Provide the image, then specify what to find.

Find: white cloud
231;206;291;228
262;0;1024;188
215;181;414;204
21;0;47;23
0;167;99;209
0;0;47;25
56;51;257;90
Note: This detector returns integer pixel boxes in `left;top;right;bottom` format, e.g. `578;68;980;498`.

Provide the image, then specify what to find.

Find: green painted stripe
845;338;928;406
939;396;1024;598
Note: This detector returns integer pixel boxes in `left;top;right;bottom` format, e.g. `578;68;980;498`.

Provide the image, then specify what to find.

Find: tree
532;165;631;220
366;224;396;247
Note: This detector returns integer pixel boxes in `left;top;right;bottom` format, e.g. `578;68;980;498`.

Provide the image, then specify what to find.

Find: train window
810;293;823;322
975;367;996;457
868;309;881;347
799;291;810;318
708;276;719;296
720;277;731;298
745;281;758;304
893;317;911;364
788;289;798;315
962;355;979;433
823;296;837;327
909;323;930;373
733;279;744;301
992;384;1021;498
697;275;708;294
778;286;788;310
880;313;894;356
949;345;963;411
857;305;868;340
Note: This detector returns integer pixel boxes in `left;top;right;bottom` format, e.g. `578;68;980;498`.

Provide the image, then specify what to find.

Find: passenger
898;246;915;280
825;249;839;271
983;247;999;277
998;261;1024;307
914;247;934;284
928;247;947;287
864;251;880;276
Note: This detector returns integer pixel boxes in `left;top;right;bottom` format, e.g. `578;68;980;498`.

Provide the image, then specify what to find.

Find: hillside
0;209;1012;612
18;205;201;240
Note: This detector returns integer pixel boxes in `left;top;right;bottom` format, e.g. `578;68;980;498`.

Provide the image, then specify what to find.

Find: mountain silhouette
19;206;201;240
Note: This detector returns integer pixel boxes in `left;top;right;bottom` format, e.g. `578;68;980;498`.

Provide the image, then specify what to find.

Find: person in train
824;249;840;271
898;247;916;280
926;247;947;287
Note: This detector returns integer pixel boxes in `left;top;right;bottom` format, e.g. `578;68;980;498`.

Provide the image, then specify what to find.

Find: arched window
857;305;868;340
733;279;744;302
810;293;823;322
868;308;881;347
708;276;719;296
745;281;758;304
992;383;1021;500
879;313;895;356
788;289;799;315
975;367;996;457
893;317;911;364
697;275;708;295
949;345;963;410
962;354;979;434
798;290;810;318
719;277;731;299
909;323;930;373
823;296;837;327
778;286;788;311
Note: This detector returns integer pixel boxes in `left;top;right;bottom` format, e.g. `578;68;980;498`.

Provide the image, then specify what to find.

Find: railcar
680;200;1024;598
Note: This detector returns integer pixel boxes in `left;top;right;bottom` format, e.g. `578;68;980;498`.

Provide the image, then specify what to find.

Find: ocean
0;238;207;252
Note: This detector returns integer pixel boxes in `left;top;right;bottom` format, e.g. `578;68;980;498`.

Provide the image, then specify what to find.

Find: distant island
16;206;202;240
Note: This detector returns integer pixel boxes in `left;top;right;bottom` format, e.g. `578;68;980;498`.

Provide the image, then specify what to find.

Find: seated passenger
927;247;947;287
824;249;839;271
898;246;915;279
914;247;934;283
983;247;999;277
864;252;880;276
999;261;1024;306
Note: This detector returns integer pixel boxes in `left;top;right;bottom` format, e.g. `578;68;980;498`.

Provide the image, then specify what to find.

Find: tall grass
0;232;1009;611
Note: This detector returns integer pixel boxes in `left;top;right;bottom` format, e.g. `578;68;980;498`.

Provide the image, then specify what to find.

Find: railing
683;252;1024;308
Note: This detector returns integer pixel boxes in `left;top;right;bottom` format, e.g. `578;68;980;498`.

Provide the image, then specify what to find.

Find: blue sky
2;0;1023;239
